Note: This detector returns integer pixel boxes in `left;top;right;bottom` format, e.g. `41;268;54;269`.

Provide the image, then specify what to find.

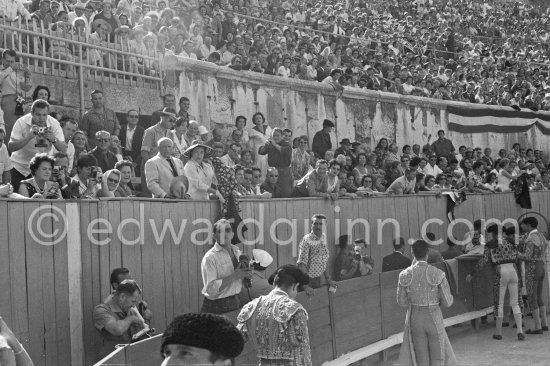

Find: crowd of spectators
2;0;550;107
2;80;550;204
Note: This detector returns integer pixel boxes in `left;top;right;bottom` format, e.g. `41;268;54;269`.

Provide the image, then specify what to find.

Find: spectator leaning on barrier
8;99;66;192
297;214;336;292
79;90;120;149
145;137;184;199
292;159;332;199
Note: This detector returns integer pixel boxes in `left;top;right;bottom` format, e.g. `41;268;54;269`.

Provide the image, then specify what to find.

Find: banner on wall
447;105;550;134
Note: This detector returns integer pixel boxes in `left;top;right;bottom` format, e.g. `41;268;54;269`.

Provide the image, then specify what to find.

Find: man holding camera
200;218;252;314
8;99;66;192
93;279;146;360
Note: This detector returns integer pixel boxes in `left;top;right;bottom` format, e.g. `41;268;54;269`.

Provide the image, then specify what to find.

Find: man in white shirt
198;35;216;60
178;40;197;60
386;168;416;195
424;154;443;177
8;99;66;191
200;218;252;314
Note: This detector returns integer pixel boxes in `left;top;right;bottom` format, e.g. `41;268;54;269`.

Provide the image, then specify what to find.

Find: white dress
248;125;273;179
497;171;512;192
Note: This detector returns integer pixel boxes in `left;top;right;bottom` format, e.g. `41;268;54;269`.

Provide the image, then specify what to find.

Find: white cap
198;125;209;135
252;249;273;268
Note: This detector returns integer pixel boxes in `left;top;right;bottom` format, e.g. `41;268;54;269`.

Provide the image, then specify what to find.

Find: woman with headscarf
114;160;135;197
97;169;121;198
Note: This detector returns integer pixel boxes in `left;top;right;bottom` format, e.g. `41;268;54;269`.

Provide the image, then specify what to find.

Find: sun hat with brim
160;107;177;118
92;18;113;32
114;25;131;34
183;140;213;159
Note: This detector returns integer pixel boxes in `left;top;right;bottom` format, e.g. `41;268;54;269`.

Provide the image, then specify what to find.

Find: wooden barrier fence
0;192;549;366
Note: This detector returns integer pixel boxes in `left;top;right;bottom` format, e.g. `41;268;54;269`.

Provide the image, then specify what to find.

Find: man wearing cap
238;264;311;366
297;214;336;291
334;138;353;160
161;313;244;366
311;119;334;159
201;218;252;314
238;249;274;304
79;90;120;148
150;94;177;128
144;137;184;198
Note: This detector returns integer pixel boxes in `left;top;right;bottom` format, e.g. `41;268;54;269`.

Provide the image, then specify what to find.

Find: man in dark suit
119;109;145;175
311;119;334;159
382;237;412;272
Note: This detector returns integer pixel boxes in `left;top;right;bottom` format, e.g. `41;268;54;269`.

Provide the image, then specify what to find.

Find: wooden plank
150;201;167;326
6;201;29;346
108;200;122;273
79;202;96;365
140;200;156;322
23;202;46;365
0;202;12;326
64;203;84;366
98;201;112;302
52;201;71;366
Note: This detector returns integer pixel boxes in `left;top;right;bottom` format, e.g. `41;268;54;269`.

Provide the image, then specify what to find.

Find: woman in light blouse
183;140;223;200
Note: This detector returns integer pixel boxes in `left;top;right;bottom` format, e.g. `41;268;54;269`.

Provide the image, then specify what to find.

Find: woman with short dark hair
18;153;62;199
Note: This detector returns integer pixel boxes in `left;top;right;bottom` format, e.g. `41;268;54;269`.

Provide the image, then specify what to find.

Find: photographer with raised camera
51;152;73;199
69;153;111;199
8;99;66;192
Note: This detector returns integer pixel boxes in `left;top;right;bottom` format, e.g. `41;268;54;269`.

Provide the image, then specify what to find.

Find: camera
53;166;61;176
91;166;100;180
34;125;51;148
353;253;362;261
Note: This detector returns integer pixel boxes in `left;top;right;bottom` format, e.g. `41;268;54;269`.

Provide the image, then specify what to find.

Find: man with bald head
144;137;184;198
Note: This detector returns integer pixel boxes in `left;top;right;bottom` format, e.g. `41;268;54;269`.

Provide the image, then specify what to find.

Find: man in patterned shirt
297;214;336;293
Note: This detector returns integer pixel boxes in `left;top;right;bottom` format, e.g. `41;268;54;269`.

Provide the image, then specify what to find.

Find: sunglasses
107;178;119;183
128;115;139;118
97;138;110;142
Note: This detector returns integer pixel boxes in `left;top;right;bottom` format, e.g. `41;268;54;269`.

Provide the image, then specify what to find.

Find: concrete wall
28;59;550;154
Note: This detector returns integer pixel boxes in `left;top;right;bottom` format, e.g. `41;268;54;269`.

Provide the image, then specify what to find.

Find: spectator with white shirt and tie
144;137;184;198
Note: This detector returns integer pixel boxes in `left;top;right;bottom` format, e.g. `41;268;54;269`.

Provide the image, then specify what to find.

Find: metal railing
0;19;163;90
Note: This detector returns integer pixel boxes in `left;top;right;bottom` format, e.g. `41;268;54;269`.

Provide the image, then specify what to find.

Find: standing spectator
297;214;336;291
183;141;220;200
382;237;412;272
161;313;244;366
237;264;311;366
119;109;144;175
0;49;31;143
0;127;12;184
312;119;334;159
234;115;249;147
50;118;77;171
430;130;455;159
200;219;251;314
91;131;118;173
177;96;196;123
258;128;292;198
144;138;184;198
8;99;66;191
79;90;120;148
291;135;311;183
334;138;353;160
140;107;176;192
93;280;144;360
248;112;272;179
149;94;177;128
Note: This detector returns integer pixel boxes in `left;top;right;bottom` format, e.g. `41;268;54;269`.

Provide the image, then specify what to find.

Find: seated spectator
51;152;73;199
18;153;62;199
96;169;121;198
382;237;412;272
386;168;416;195
114;160;136;197
71;130;89;163
90;130;118;173
183;140;221;200
8;99;66;192
356;174;384;197
259;167;280;198
69;154;104;199
0;127;12;184
93;279;145;360
145;138;184;198
184;120;200;147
